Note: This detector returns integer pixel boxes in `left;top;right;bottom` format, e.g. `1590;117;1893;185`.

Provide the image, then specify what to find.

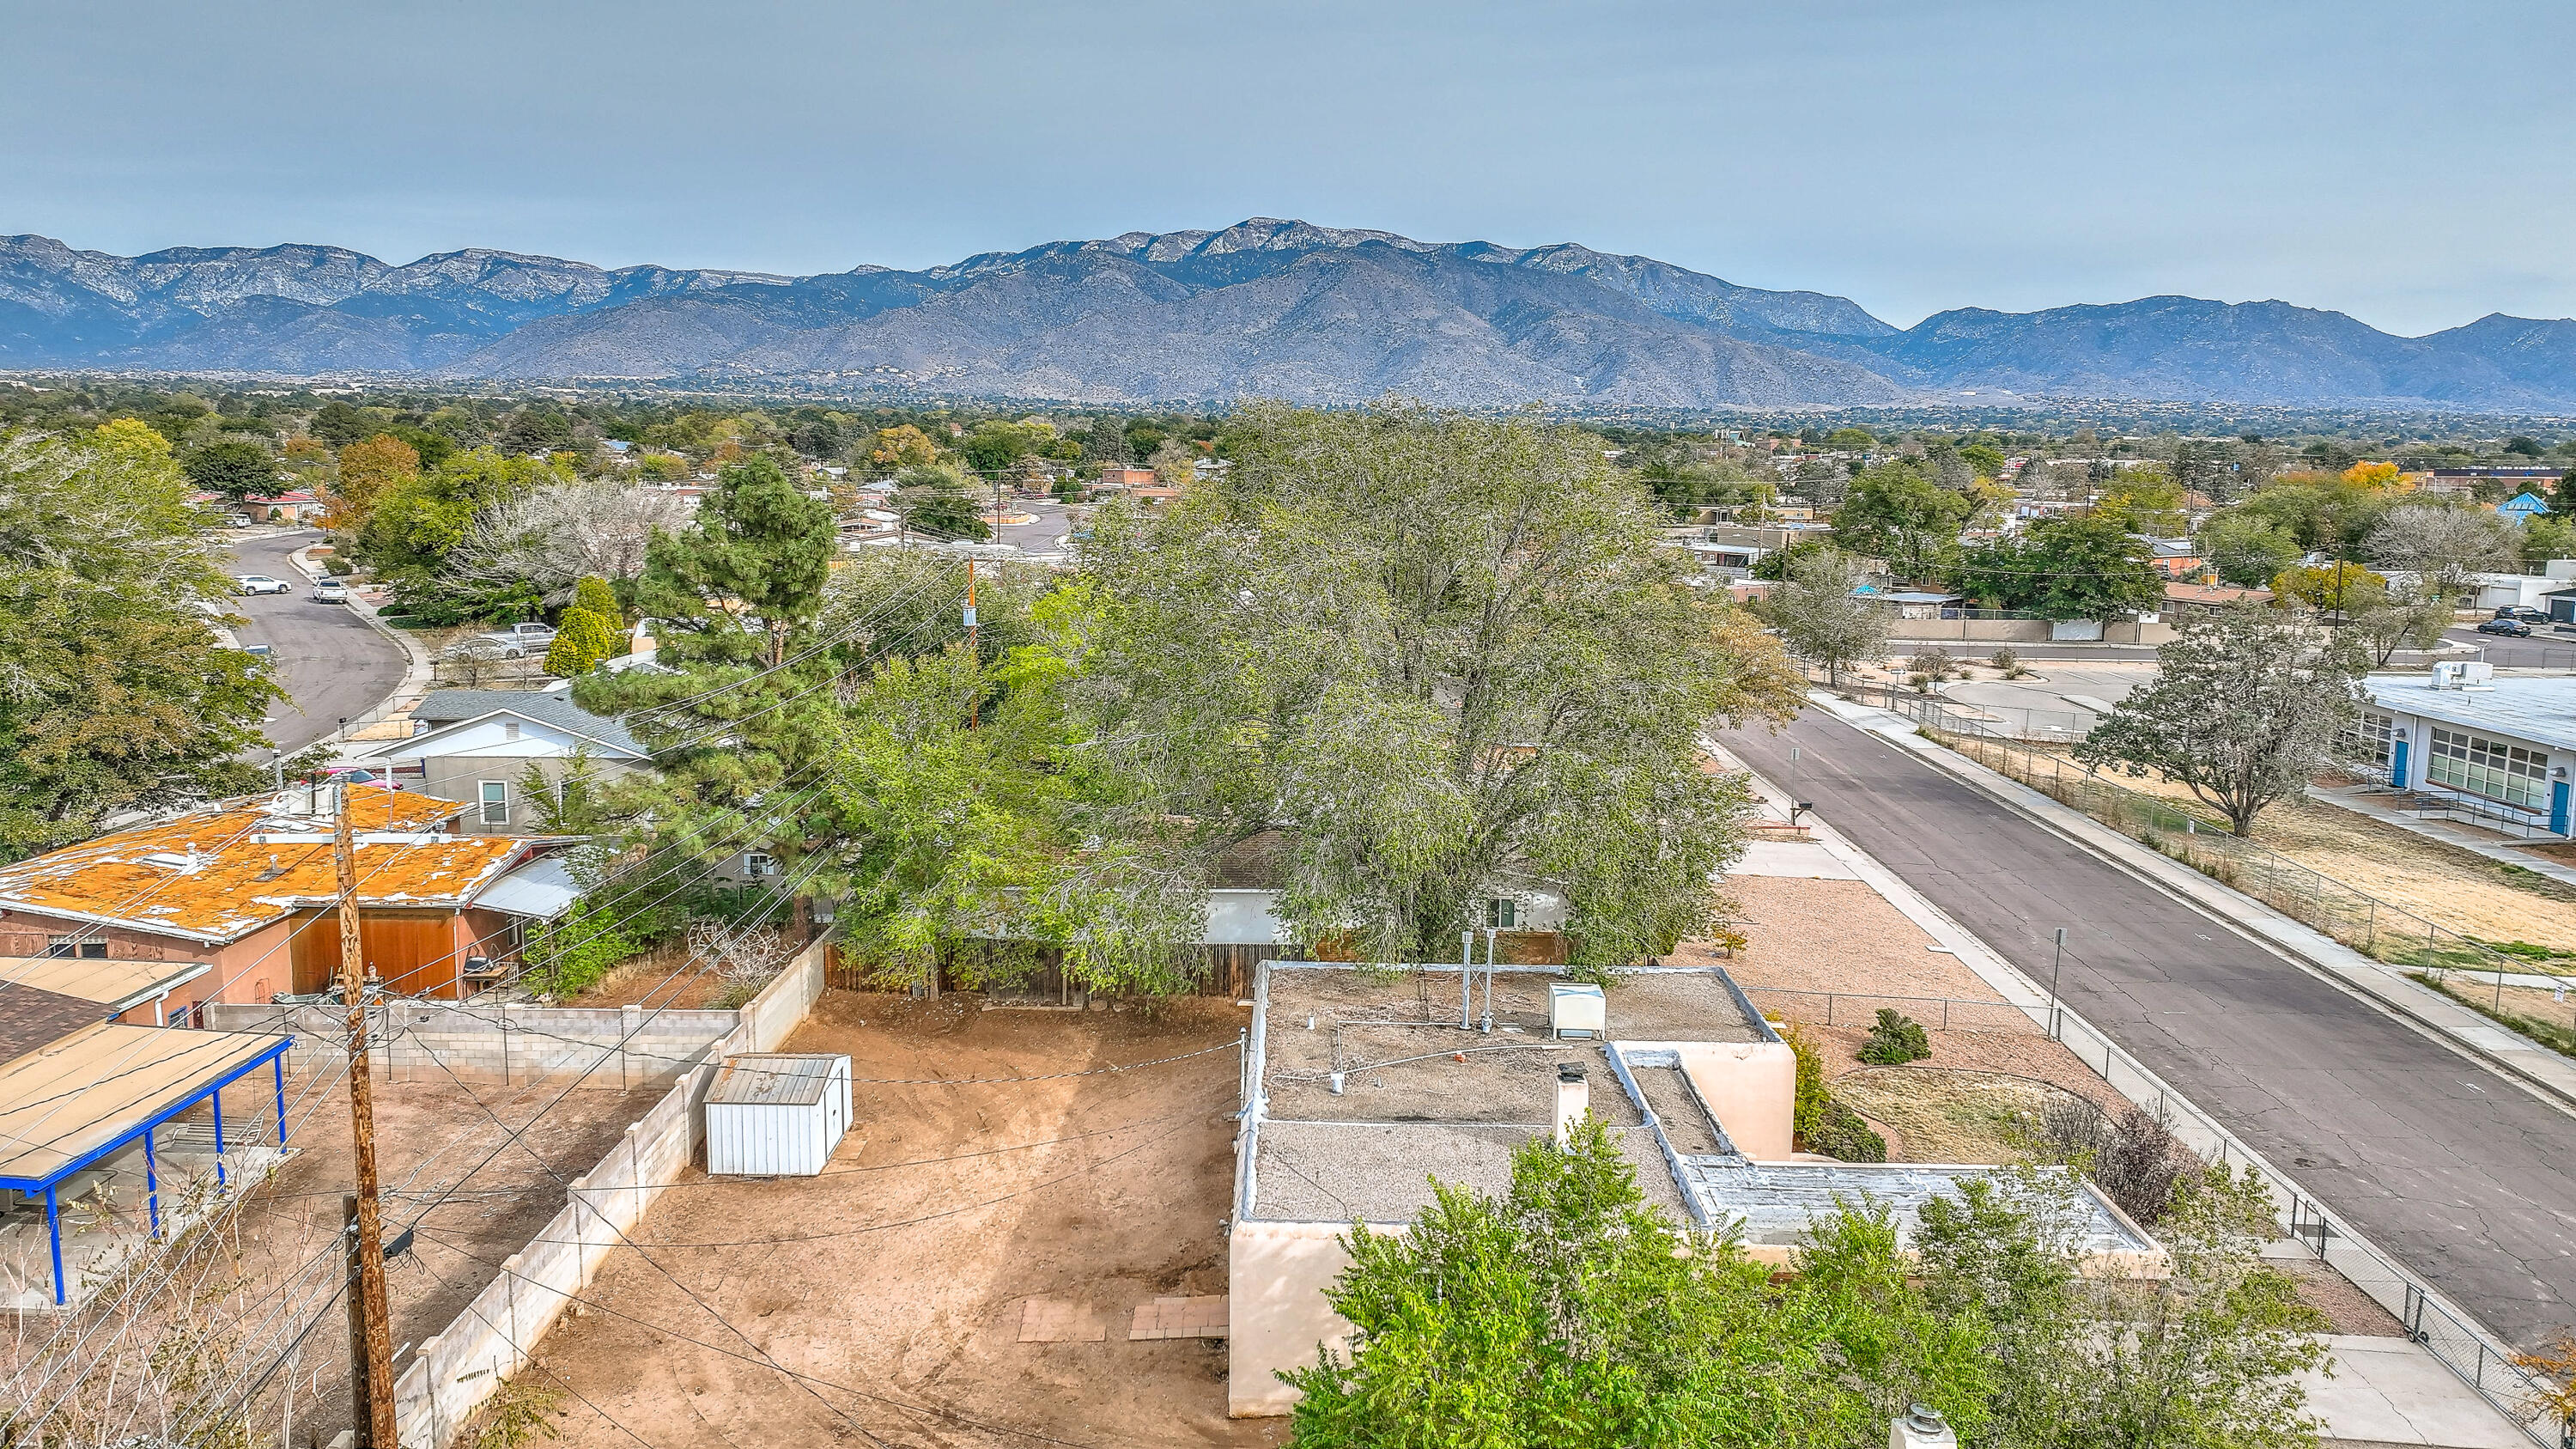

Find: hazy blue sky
8;0;2567;333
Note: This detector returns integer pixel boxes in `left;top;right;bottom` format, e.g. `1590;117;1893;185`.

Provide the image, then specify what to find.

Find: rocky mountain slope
3;221;2570;409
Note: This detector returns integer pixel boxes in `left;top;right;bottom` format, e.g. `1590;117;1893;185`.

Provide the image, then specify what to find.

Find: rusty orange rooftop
0;787;532;947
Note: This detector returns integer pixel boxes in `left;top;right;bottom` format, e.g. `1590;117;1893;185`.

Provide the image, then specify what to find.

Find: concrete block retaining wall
201;1002;738;1092
382;941;828;1448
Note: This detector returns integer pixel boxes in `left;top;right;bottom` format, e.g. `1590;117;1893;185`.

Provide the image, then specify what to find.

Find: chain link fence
1739;986;2043;1035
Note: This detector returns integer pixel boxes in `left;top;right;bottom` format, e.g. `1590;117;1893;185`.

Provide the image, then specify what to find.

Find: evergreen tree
544;607;621;677
573;574;623;628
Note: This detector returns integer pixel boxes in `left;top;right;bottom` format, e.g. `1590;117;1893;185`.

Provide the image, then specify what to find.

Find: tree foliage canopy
1950;515;2166;621
1832;462;1973;581
0;430;283;857
2076;604;2366;836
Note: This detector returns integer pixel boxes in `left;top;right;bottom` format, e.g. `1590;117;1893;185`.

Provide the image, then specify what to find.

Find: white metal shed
705;1053;852;1177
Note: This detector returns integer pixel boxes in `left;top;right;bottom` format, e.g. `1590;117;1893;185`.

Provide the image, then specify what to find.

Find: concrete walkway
2304;1336;2534;1447
2307;781;2576;891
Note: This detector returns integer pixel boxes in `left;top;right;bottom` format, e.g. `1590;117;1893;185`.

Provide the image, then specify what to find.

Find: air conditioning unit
1550;983;1607;1039
2433;661;2496;691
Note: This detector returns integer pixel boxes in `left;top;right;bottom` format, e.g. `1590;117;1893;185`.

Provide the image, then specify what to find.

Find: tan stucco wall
1229;1218;1404;1418
1674;1040;1797;1160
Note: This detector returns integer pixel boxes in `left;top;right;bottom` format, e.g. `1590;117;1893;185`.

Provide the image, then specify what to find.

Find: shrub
543;606;621;677
1783;1023;1889;1160
1857;1008;1931;1065
2034;1096;2200;1225
324;556;355;576
573;574;623;628
1911;646;1957;681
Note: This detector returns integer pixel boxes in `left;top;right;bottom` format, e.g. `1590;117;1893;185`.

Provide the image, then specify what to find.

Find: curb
1811;692;2576;1118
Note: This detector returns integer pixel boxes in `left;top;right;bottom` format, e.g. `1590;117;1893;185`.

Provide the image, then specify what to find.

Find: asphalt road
223;530;409;756
2445;625;2576;669
1722;709;2576;1348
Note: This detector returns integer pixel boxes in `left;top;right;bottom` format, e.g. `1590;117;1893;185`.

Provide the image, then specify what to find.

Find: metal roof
0;1021;289;1186
471;855;581;920
2365;674;2576;754
707;1054;846;1107
0;958;210;1014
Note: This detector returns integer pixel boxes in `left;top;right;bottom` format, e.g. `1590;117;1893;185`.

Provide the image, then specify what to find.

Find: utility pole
2047;927;2068;1041
335;786;397;1448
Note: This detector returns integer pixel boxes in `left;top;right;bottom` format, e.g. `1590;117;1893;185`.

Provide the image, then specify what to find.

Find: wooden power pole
335;786;398;1448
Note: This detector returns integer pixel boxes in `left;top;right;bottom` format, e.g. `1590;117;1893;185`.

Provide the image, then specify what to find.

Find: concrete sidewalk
2306;781;2576;891
1807;691;2576;1117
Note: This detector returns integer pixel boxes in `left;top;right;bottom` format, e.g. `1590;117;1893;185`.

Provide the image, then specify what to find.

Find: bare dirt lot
6;1069;659;1447
512;989;1283;1449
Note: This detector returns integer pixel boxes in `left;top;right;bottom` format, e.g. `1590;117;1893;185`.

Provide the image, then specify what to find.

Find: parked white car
234;575;291;596
446;621;558;659
310;579;350;604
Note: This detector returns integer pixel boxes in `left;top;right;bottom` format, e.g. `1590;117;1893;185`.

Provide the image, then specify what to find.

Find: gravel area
1685;875;2002;1002
1265;1034;1643;1126
2277;1256;2409;1336
1253;1121;1685;1224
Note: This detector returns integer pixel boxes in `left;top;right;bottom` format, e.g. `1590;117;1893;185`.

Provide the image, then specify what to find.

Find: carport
0;994;292;1307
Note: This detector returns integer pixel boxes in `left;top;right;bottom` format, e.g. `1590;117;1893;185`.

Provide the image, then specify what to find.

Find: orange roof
0;788;528;945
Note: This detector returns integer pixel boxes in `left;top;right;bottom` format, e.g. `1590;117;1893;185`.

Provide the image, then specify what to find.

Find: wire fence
1737;986;2043;1035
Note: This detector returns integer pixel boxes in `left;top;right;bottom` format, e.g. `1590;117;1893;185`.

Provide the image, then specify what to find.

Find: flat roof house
1224;961;2158;1417
0;786;577;1008
2348;671;2576;837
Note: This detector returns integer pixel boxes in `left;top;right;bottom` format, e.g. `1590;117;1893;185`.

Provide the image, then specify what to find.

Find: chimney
1890;1404;1956;1449
1554;1062;1589;1149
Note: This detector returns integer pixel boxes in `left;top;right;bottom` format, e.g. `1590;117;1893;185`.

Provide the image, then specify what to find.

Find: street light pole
2047;927;2068;1040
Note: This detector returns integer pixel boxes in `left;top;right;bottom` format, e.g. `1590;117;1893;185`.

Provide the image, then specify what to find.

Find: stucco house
352;686;650;836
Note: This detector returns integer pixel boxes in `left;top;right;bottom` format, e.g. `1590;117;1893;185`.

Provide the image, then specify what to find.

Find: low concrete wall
389;939;828;1448
1670;1040;1797;1160
1228;1217;1402;1419
201;1002;737;1092
1887;618;2173;647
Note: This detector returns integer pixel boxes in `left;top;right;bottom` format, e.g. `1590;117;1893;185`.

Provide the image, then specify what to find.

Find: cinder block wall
200;1002;739;1091
387;939;827;1448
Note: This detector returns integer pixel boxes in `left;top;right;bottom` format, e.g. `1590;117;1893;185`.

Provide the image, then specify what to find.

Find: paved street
2445;625;2576;671
1939;664;2152;739
1722;708;2576;1349
223;530;409;756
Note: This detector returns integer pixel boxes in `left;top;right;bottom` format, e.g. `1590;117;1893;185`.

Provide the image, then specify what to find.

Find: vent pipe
1553;1062;1589;1149
1890;1404;1956;1449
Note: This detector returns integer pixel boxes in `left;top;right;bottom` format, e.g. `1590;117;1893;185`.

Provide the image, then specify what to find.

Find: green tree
1771;548;1886;685
2076;604;2366;836
1950;515;2166;621
1832;462;1973;581
1825;426;1876;452
307;399;375;447
543;607;622;677
634;454;833;670
2200;514;2302;588
357;447;561;616
959;418;1049;474
0;431;284;857
181;438;275;501
1052;401;1805;970
573;574;624;629
1959;441;2008;478
894;463;991;540
2269;560;2385;615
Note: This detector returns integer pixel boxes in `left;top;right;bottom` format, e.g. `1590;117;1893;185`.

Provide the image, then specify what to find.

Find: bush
2035;1096;2200;1225
1910;646;1957;681
324;556;355;576
1805;1097;1888;1162
544;606;621;677
1857;1008;1931;1065
573;574;623;628
1783;1023;1889;1160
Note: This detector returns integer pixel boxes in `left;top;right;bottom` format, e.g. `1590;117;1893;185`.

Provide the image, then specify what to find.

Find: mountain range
5;219;2573;411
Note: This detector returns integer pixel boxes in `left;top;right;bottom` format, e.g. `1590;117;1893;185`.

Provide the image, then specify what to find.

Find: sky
7;0;2569;336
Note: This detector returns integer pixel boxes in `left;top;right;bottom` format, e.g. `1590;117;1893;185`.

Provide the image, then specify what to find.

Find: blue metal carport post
45;1185;63;1306
273;1054;289;1145
210;1086;226;1186
143;1125;159;1236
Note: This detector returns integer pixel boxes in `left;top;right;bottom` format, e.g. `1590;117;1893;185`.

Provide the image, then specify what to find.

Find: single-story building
351;685;650;835
2162;580;2273;618
2498;492;2553;526
2137;537;2205;578
2348;671;2576;837
1224;961;2159;1416
0;786;580;1007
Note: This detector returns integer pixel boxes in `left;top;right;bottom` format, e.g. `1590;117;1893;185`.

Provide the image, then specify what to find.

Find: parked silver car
310;579;350;604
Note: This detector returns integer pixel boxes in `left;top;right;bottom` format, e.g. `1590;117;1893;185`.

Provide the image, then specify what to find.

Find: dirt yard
1990;743;2576;955
511;989;1283;1449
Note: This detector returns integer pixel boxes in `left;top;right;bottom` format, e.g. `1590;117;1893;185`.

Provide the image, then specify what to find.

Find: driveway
1720;708;2576;1349
222;530;409;756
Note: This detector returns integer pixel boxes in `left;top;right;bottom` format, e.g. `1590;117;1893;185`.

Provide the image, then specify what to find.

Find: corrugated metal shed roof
708;1054;845;1107
471;855;580;920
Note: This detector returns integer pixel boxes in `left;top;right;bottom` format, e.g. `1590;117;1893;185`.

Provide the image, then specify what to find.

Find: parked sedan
234;575;291;596
310;579;350;604
2493;606;2549;624
2477;617;2534;637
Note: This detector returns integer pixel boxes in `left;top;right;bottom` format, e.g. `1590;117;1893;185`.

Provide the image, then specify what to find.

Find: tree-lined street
223;530;409;755
1722;707;2576;1349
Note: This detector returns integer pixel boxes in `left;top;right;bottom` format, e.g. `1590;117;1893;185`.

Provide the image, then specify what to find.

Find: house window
1486;898;1517;929
2427;727;2548;810
46;936;107;959
2343;711;2395;767
744;852;777;878
478;780;510;825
